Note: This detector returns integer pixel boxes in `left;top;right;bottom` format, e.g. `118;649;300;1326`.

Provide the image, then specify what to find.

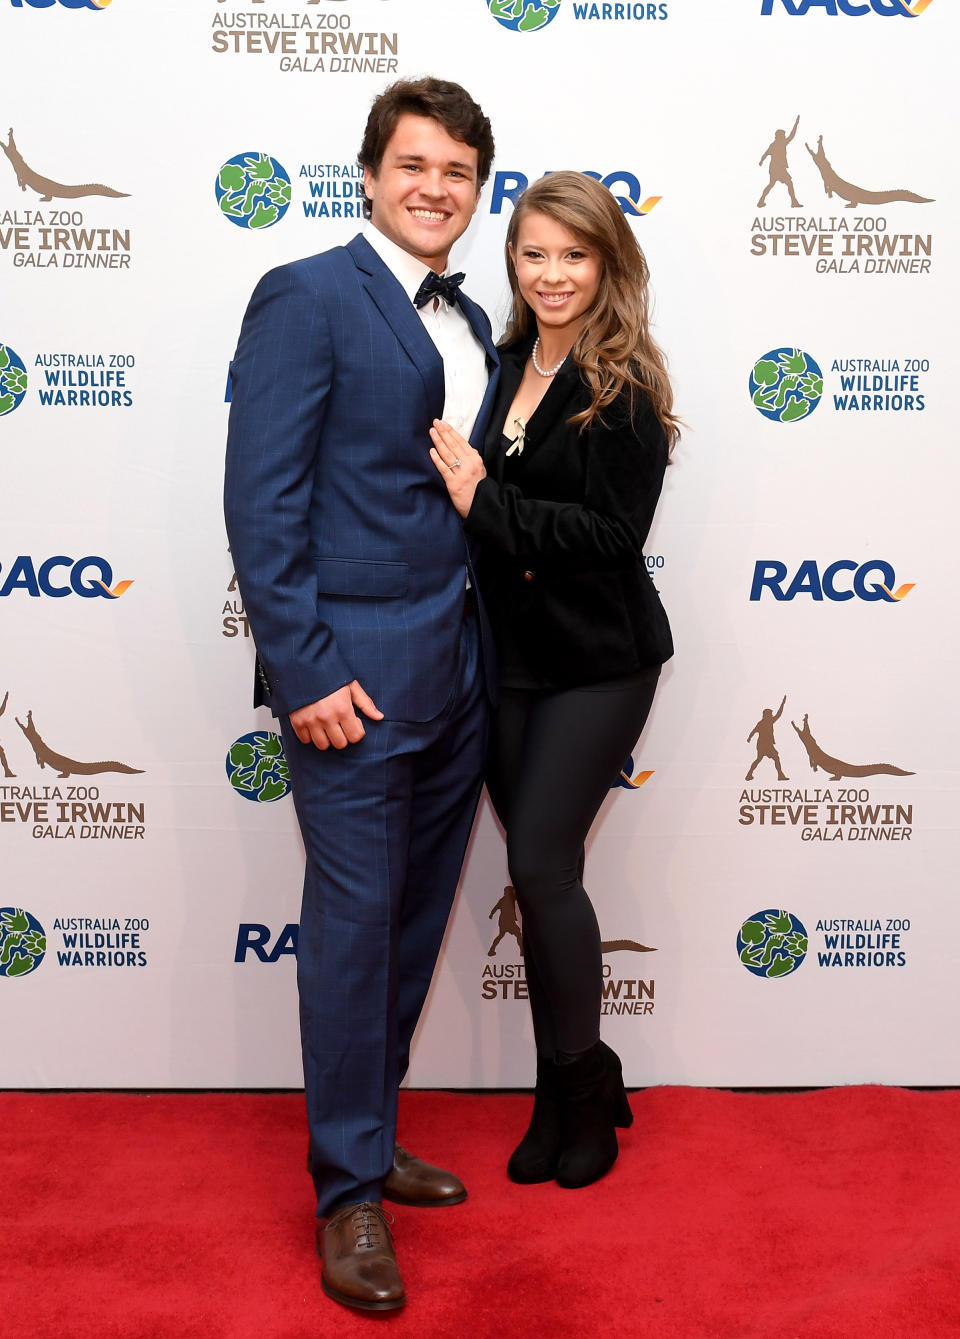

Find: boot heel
598;1040;634;1128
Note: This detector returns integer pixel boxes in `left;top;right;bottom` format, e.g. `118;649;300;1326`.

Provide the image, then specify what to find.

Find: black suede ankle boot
507;1052;564;1184
555;1041;632;1188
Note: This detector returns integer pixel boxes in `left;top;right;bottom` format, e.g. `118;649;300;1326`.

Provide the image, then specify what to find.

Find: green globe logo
216;153;292;230
737;909;808;978
486;0;563;33
226;731;291;802
749;347;823;424
0;345;28;417
0;907;46;978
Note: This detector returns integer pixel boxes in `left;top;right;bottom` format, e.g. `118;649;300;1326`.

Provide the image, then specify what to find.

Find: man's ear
363;164;377;208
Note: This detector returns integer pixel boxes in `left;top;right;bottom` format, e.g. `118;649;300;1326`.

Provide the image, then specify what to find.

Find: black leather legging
486;666;660;1056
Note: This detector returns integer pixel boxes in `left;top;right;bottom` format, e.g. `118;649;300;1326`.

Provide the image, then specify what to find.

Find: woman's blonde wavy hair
502;171;680;447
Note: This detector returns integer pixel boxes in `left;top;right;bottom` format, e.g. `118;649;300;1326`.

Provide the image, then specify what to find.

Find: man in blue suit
224;79;498;1313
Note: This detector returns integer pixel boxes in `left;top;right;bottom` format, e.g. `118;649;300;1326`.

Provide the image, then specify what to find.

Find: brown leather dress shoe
383;1143;467;1207
318;1202;405;1313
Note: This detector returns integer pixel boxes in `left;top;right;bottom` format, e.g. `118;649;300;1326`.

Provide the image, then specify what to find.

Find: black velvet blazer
464;336;674;688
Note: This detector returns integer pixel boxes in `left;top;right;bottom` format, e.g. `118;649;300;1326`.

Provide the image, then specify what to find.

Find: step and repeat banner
1;0;957;1088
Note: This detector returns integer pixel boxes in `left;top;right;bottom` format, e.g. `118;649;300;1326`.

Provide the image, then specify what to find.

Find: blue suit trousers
279;610;487;1217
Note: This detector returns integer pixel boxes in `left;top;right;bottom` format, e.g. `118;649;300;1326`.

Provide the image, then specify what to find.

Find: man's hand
289;680;384;751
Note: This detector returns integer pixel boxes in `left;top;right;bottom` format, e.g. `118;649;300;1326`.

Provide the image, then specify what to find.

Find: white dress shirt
363;221;489;441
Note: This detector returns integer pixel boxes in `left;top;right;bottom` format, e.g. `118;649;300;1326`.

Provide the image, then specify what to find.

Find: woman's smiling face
509;210;603;340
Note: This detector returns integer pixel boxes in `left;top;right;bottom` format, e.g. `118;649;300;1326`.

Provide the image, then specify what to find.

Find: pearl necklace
531;337;567;378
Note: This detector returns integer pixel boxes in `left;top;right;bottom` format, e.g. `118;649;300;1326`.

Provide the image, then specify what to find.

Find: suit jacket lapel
522;358;579;445
458;290;499;367
347;234;445;411
484;349;525;480
488;341;579;477
456;289;501;448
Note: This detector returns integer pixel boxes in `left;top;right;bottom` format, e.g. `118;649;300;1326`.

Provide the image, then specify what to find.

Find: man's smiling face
364;113;481;272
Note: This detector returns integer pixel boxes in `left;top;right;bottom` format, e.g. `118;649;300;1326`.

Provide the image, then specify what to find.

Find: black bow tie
413;270;465;309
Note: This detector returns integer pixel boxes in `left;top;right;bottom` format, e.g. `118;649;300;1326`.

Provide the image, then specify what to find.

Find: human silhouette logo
758;115;803;209
750;348;824;423
746;696;789;780
485;0;563;33
0;908;46;978
488;885;524;956
0;345;27;417
216;153;291;230
226;731;291;802
737;909;807;979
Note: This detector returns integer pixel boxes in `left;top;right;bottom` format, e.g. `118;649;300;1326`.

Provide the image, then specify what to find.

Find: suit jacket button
523;570;534;583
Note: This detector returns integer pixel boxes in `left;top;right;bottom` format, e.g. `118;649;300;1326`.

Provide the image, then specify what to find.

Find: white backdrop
1;0;957;1088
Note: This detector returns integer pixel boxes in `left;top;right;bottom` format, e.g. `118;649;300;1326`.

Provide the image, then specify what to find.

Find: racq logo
491;170;660;218
750;560;914;603
760;0;932;14
10;0;112;8
0;556;133;599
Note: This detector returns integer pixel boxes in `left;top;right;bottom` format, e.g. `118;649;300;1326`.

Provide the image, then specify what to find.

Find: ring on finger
452;458;462;468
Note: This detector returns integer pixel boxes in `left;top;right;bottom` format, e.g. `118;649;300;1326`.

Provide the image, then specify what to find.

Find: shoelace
327;1201;395;1251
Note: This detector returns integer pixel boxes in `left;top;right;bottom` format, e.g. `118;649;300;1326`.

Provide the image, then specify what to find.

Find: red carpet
3;1087;959;1338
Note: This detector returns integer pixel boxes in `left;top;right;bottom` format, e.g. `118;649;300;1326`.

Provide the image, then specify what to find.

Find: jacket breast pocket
314;556;408;599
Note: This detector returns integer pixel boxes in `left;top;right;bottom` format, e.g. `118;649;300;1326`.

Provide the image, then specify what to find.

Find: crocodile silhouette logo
1;128;128;203
805;135;933;209
791;713;914;780
15;709;144;778
487;885;655;958
226;731;291;802
485;0;563;33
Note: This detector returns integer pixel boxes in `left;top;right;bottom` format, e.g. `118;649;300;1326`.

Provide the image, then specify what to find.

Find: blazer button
523;570;534;583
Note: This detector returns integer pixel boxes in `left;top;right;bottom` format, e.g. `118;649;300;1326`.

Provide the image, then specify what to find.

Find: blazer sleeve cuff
463;476;504;539
259;654;356;718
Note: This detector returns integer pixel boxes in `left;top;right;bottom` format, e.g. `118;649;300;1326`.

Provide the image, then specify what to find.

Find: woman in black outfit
430;171;679;1188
